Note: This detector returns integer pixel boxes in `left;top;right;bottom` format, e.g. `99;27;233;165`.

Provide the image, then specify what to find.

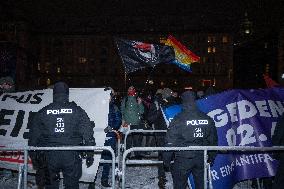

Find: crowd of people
23;81;220;189
1;79;284;189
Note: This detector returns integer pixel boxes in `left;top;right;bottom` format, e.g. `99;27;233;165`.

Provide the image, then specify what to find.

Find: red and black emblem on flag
116;38;175;73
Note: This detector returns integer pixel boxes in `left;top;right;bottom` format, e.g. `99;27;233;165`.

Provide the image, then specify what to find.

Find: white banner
0;88;110;182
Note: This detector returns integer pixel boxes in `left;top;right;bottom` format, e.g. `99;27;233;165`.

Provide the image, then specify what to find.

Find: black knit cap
53;81;69;95
181;90;196;104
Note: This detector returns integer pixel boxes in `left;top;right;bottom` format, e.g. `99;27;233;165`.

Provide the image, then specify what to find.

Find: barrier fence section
123;129;167;150
121;146;284;189
0;146;115;189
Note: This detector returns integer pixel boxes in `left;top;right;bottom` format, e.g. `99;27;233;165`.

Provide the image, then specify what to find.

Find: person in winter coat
146;88;179;189
28;82;96;189
121;86;144;158
163;90;218;189
0;76;15;94
101;88;122;187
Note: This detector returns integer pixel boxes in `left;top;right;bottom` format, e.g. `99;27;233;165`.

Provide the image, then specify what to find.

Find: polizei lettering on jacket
186;119;208;126
47;109;73;115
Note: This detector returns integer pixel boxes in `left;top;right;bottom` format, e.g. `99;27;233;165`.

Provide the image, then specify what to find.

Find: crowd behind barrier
123;129;167;150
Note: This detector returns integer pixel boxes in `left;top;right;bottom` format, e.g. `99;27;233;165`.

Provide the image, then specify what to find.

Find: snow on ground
0;165;166;189
0;164;254;189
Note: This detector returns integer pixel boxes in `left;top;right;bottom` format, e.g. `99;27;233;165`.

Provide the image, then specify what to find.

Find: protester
146;88;179;189
141;92;155;151
89;87;122;188
204;86;217;97
28;81;96;189
272;112;284;189
120;86;144;158
0;76;15;94
163;90;218;189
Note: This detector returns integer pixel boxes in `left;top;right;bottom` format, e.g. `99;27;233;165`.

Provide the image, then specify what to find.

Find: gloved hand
86;156;94;168
207;156;215;166
104;126;112;133
29;151;47;170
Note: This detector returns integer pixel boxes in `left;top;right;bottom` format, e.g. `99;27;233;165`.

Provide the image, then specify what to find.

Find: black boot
88;182;95;189
158;176;167;189
101;180;111;187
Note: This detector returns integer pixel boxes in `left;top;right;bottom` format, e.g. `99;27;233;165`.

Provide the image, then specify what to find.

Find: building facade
32;31;233;92
278;23;284;85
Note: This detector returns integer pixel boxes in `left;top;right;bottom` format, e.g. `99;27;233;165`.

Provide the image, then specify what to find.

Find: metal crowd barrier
123;129;167;150
0;146;115;189
121;146;284;189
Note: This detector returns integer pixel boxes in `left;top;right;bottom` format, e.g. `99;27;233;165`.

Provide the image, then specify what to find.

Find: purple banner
196;88;284;188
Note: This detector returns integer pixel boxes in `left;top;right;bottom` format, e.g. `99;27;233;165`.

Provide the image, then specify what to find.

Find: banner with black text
0;88;110;182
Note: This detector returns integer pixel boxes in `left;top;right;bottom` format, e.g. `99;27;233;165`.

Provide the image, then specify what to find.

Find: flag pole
114;37;128;93
124;71;127;92
143;65;156;91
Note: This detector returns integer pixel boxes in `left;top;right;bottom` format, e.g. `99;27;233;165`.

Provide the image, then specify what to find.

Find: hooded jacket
163;91;218;164
120;95;144;125
146;93;180;130
28;82;95;147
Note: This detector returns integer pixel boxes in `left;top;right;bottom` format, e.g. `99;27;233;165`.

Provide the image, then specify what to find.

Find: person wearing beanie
163;90;218;189
28;81;96;189
120;86;144;158
89;87;122;188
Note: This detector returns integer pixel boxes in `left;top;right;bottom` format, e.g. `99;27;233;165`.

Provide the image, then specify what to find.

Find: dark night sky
1;0;284;36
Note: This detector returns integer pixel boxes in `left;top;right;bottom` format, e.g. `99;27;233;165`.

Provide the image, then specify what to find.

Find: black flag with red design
116;38;175;74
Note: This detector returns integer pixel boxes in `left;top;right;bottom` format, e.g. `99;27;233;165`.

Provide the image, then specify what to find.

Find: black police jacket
163;103;218;164
28;101;95;147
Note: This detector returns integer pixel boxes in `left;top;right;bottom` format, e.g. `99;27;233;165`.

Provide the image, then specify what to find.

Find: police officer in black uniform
28;82;96;189
163;90;218;189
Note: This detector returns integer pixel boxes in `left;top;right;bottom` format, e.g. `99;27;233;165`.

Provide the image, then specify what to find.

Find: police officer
28;82;96;189
163;90;218;189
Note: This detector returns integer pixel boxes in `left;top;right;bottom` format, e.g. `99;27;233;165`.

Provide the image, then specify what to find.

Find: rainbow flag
161;35;200;72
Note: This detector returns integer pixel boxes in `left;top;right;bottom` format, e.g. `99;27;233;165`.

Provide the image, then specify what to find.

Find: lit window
148;80;154;85
46;78;51;86
222;36;228;43
79;57;87;64
45;62;50;73
160;37;167;44
212;47;216;53
202;79;211;87
265;64;270;73
208;47;212;53
37;63;41;71
57;67;61;73
207;36;211;43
